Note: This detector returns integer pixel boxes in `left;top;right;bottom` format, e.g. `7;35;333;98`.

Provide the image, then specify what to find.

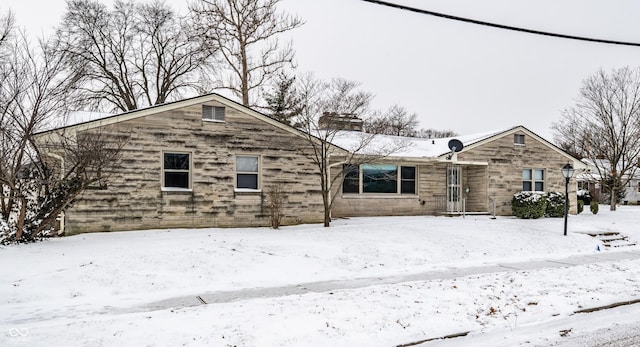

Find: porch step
439;212;491;217
583;231;637;248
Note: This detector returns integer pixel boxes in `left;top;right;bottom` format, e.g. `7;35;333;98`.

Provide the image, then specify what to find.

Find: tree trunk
610;187;617;211
16;196;26;240
324;207;331;227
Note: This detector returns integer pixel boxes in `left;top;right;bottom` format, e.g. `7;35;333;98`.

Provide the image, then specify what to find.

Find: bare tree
415;128;458;139
0;9;13;51
0;28;126;243
190;0;303;107
55;0;214;112
365;104;419;136
296;74;410;227
553;67;640;211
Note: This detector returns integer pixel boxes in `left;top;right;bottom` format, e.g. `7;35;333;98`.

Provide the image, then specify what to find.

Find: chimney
318;112;363;131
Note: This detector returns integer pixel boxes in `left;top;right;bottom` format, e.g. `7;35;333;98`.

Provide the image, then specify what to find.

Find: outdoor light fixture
561;163;575;236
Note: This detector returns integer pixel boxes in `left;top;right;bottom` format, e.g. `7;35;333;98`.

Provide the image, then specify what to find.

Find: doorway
447;165;461;212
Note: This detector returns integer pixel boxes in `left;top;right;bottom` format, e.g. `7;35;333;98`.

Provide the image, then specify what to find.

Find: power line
360;0;640;47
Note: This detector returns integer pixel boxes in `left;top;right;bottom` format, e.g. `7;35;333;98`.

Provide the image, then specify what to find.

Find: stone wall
64;101;324;234
457;130;578;215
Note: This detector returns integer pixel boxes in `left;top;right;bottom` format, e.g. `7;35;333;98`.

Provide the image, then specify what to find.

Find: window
236;156;259;190
400;166;416;194
523;168;544;191
514;134;525;145
163;152;190;189
342;164;359;193
203;105;225;122
342;165;417;194
363;164;398;193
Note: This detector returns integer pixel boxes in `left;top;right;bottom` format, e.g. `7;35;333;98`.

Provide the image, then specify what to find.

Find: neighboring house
577;159;640;204
36;94;583;234
329;126;585;217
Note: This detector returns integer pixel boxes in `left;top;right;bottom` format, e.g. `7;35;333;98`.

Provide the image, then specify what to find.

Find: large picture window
236;156;259;190
523;168;544;191
163;152;190;189
342;164;416;195
363;164;398;193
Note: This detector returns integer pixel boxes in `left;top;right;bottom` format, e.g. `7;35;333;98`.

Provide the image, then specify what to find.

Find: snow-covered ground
1;206;639;346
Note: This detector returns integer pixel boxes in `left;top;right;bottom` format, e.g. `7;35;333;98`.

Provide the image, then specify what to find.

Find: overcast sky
6;0;640;140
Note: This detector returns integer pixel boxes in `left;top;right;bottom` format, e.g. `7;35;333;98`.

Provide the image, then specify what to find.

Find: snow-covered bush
590;201;599;214
545;192;566;218
512;191;546;219
577;200;584;214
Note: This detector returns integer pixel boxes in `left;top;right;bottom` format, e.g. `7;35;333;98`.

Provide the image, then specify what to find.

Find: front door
447;165;461;212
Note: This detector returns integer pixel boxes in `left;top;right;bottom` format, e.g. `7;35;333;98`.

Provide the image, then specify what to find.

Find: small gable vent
203;105;225;122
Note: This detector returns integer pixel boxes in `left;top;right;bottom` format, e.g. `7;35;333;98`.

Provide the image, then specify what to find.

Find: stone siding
457;131;578;215
64;102;324;234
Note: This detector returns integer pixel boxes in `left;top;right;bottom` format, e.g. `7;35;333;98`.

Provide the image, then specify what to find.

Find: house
329;126;585;217
36;94;583;234
36;94;327;234
577;159;640;205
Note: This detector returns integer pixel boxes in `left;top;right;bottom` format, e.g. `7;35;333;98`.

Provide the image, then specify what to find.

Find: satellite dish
448;139;464;153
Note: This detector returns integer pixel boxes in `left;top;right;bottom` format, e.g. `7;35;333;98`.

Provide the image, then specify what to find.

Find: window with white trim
203;105;225;122
523;168;544;191
236;156;259;190
514;134;525;145
163;152;190;189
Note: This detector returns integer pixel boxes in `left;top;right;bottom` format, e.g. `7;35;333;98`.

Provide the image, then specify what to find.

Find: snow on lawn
1;206;639;346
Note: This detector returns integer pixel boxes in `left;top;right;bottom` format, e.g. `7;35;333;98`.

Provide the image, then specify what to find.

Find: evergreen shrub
545;192;566;218
512;191;546;219
590;201;599;214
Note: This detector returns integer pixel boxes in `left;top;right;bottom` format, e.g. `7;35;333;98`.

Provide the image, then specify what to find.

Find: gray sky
6;0;640;140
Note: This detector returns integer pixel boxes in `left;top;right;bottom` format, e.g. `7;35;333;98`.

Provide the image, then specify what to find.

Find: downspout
47;152;65;235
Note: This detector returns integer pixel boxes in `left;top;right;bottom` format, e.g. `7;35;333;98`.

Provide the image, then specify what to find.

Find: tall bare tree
296;74;409;226
190;0;303;107
0;9;13;51
0;26;126;243
55;0;214;112
553;67;640;211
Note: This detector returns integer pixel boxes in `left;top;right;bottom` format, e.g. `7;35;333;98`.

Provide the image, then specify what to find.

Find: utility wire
360;0;640;47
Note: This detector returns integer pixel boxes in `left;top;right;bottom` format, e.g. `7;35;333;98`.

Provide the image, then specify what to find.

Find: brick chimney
318;112;363;131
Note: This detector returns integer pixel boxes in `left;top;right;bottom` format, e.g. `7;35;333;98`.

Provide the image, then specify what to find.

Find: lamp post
561;163;575;236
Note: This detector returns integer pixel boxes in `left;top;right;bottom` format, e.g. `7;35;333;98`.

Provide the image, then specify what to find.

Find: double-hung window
236;156;259;190
203;105;225;122
163;152;190;189
514;134;525;145
400;166;416;194
342;164;359;193
523;168;544;191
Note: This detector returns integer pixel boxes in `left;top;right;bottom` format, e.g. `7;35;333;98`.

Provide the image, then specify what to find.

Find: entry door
447;165;461;212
